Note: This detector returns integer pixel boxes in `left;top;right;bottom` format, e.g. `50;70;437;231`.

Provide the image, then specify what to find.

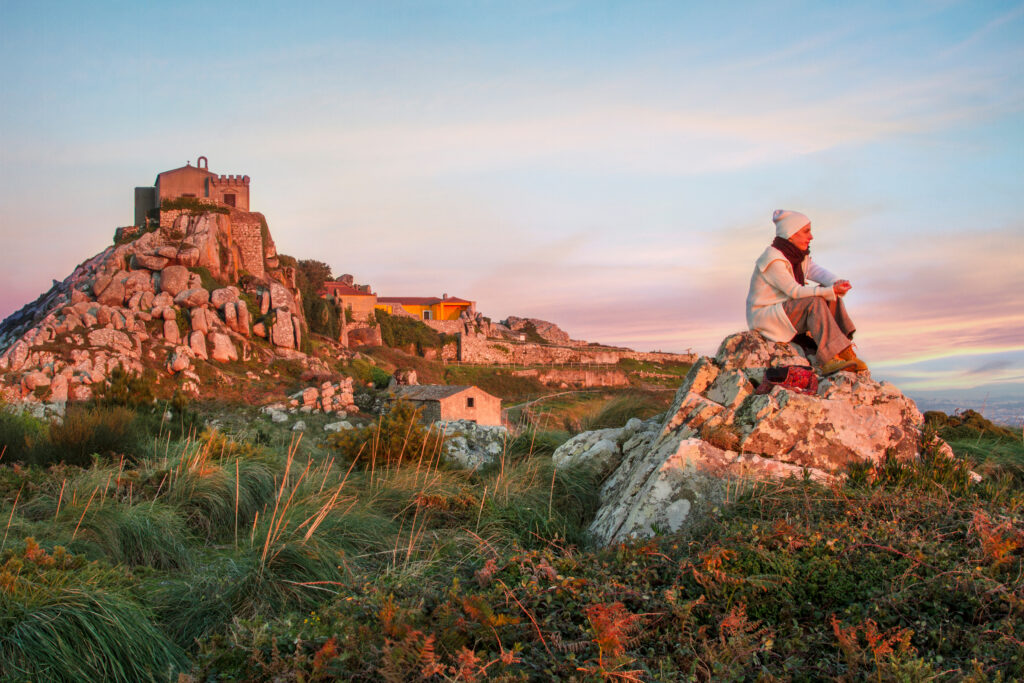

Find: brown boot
838;346;869;373
821;356;857;375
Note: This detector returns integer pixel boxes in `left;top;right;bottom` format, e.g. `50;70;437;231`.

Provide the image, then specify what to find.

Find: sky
1;1;1022;409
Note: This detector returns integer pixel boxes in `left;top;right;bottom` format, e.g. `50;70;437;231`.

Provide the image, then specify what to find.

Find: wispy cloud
966;359;1014;375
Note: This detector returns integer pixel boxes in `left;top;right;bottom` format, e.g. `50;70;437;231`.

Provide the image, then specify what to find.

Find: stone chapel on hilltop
131;157;270;280
134;156;250;226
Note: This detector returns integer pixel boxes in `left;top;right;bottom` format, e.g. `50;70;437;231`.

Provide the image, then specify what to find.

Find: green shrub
32;405;143;467
517;320;548;344
0;407;46;463
189;265;222;291
369;366;392;388
93;367;156;408
374;310;444;352
345;358;391;388
299;328;314;354
160;196;229;215
327;400;446;469
238;290;261;319
306;296;341;339
283;258;345;340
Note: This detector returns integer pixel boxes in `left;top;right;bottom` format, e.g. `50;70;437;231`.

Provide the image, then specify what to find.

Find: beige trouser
782;296;856;362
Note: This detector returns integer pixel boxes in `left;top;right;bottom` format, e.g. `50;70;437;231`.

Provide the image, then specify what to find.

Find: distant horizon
1;2;1021;409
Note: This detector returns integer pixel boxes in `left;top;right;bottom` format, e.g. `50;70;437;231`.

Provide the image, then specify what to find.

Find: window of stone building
223;193;236;207
466;397;475;408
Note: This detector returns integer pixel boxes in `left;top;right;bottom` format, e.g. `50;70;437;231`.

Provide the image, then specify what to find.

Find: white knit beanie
773;209;810;238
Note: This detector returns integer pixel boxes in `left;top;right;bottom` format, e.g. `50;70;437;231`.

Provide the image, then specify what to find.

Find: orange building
320;281;378;321
390;385;502;426
134;156;250;225
376;295;474;321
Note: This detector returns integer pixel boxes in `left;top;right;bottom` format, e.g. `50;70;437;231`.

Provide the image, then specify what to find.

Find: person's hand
833;280;852;296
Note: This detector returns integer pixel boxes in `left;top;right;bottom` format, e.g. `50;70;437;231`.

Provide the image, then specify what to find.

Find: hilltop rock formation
554;331;941;546
0;208;308;405
502;316;572;345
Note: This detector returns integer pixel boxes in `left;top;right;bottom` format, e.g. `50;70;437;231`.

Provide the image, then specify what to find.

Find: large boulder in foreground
554;331;936;546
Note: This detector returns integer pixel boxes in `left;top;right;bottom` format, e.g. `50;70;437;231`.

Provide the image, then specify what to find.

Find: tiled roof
322;282;374;296
378;297;441;305
378;296;473;306
392;385;474;401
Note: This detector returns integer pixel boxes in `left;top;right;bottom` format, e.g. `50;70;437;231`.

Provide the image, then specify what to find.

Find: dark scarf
772;236;807;285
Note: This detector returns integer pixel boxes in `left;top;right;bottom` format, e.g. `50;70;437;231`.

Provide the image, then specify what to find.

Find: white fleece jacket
745;245;839;342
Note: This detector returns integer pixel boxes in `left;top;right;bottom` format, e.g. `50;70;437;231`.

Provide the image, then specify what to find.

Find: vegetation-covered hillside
0;375;1021;681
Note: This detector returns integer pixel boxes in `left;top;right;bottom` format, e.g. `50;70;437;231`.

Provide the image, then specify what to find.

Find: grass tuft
0;539;188;682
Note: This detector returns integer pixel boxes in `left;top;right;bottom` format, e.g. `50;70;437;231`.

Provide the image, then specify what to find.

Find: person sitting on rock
745;209;867;375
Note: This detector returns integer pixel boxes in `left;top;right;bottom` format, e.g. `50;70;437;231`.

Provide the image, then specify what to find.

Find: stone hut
390;385;502;426
134;156;251;226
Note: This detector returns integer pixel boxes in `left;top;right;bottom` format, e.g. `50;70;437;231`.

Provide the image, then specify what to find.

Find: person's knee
808;297;829;312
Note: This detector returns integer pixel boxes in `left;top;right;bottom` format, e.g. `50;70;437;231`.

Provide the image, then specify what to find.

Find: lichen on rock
554;331;941;546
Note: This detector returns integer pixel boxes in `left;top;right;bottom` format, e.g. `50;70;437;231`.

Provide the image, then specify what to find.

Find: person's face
788;225;812;251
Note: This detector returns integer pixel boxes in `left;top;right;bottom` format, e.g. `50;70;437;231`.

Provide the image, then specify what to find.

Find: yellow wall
375;302;471;321
333;295;377;321
433;303;470;320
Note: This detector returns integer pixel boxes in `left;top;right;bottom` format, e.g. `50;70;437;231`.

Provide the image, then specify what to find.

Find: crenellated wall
208;174;250;210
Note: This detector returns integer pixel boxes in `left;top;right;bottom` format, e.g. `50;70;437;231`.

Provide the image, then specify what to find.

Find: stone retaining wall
231;211;266;278
423;319;468;335
457;336;687;366
620;350;697;364
513;367;631;388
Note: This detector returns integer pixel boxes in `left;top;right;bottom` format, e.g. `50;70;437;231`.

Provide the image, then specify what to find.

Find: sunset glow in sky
1;1;1022;401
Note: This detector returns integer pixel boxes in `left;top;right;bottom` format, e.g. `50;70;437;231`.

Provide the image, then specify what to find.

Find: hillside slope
0;207;316;405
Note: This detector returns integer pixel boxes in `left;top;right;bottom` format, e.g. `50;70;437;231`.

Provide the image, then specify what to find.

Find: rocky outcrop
159;265;190;297
209;333;238;363
503;316;571;345
552;417;657;475
0;206;308;405
389;368;418;387
270;310;296;349
554;331;939;546
286;379;357;415
347;325;383;348
437;420;509;470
